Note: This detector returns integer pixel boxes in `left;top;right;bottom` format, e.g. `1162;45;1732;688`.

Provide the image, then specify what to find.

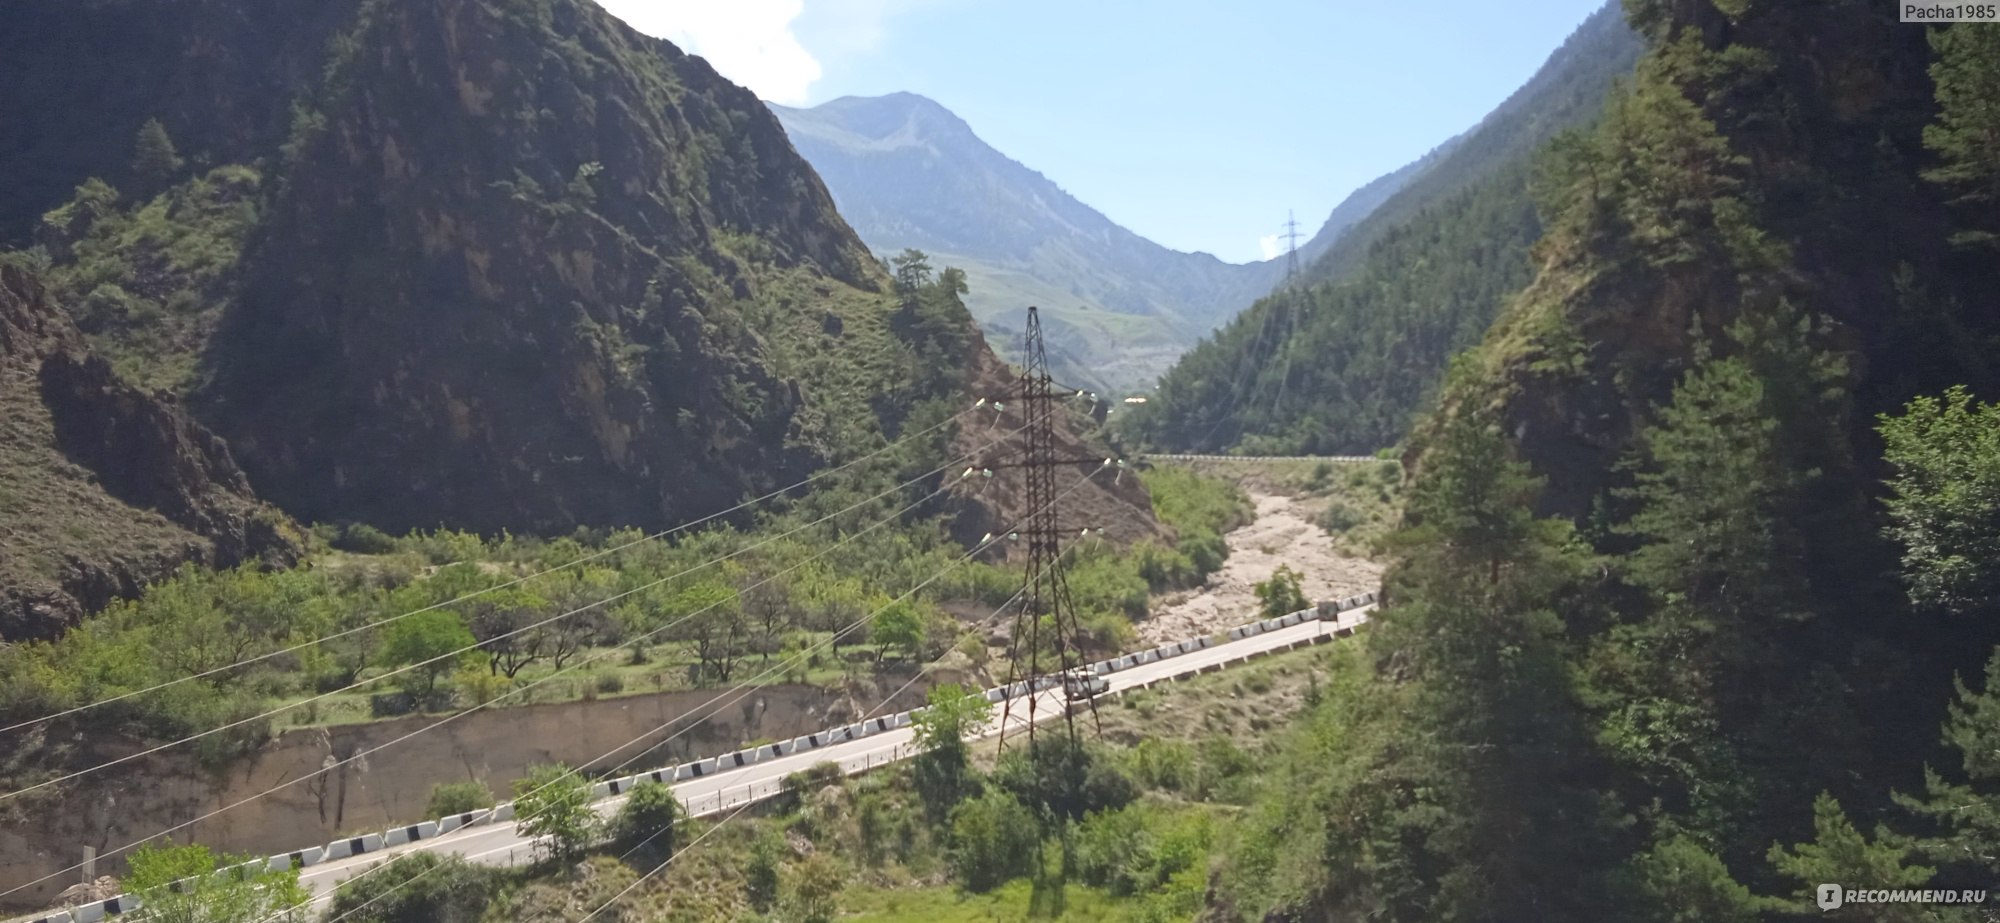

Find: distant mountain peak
771;93;1290;391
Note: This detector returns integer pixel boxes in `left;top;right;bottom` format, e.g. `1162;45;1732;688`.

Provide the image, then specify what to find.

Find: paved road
288;604;1372;908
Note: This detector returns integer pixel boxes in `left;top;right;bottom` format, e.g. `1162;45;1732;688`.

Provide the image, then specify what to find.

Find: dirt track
1136;491;1383;646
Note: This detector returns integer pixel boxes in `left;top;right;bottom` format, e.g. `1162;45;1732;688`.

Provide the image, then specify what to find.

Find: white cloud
1259;234;1283;261
595;0;824;104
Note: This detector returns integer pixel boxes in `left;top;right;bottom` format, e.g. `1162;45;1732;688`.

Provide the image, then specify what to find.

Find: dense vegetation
1201;4;2000;920
0;443;1243;784
1120;1;1642;454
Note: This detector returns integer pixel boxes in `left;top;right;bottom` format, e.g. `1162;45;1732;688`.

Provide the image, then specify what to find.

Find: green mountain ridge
772;93;1371;394
1124;1;1644;453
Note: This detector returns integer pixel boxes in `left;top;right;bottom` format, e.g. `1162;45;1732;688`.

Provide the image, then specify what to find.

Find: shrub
325;852;495;923
949;790;1040;892
333;522;399;555
612;780;681;856
1254;565;1309;618
425;781;493;819
1319;501;1364;535
594;673;624;695
1127;738;1197;792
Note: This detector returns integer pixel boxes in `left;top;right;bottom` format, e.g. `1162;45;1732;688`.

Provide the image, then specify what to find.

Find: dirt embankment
1136;491;1383;646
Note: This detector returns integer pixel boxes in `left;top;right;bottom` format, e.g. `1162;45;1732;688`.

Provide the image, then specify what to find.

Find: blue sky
596;0;1610;263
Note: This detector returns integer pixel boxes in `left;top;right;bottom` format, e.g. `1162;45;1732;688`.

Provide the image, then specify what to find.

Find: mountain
770;93;1292;393
0;264;300;640
1218;3;2000;917
0;0;1154;554
1122;2;1644;453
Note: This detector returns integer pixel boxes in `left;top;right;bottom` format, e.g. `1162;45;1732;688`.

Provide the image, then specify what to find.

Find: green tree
612;779;681;858
1253;564;1309;617
744;832;783;912
873;600;925;662
131;117;184;188
1923;22;2000;245
949;789;1041;893
1615;836;1769;923
1768;794;1936;922
124;843;310;923
910;683;993;823
1898;649;2000;879
513;763;599;869
1328;409;1616;921
425;781;493;818
660;580;746;684
786;853;844;923
1879;386;2000;616
376;609;475;701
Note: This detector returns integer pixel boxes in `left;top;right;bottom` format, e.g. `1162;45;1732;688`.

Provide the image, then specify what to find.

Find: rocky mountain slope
0;0;1159;628
771;93;1288;393
0;0;982;534
0;264;299;640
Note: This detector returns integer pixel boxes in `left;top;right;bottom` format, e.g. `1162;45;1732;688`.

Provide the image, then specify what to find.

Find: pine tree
1923;23;2000;246
132;117;184;187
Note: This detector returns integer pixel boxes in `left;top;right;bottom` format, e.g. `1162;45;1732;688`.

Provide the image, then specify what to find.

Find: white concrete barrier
1137;649;1158;664
322;832;385;861
490;802;516;822
266;845;325;871
383;820;439;847
437;809;492;834
27;910;74;923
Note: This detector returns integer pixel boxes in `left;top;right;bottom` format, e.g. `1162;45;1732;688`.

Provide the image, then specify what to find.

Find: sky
595;0;1610;264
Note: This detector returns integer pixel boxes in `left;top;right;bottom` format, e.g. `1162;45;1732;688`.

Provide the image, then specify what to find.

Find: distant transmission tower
988;306;1104;754
1274;211;1304;411
1282;209;1303;283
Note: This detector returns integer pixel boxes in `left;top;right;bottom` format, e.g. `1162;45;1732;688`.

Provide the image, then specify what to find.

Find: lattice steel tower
995;306;1100;753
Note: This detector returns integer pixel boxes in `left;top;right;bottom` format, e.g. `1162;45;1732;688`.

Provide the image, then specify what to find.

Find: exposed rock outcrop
0;265;299;640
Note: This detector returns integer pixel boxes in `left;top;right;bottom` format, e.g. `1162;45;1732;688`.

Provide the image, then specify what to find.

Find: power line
564;466;1113;923
0;409;975;738
2;455;1007;906
310;469;1114;923
0;420;1025;806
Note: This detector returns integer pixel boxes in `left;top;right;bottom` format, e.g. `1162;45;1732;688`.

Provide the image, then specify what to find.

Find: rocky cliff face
0;265;299;640
197;0;887;534
0;0;1008;539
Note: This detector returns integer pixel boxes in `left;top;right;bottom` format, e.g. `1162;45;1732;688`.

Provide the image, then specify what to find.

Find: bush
425;781;493;819
1254;565;1309;618
612;780;681;856
993;741;1136;823
1319;501;1364;535
1127;738;1196;792
949;790;1041;892
594;673;624;695
325;852;495;923
332;522;399;555
1077;806;1215;899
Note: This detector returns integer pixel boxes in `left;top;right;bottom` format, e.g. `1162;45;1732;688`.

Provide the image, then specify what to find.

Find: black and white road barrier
16;593;1378;921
